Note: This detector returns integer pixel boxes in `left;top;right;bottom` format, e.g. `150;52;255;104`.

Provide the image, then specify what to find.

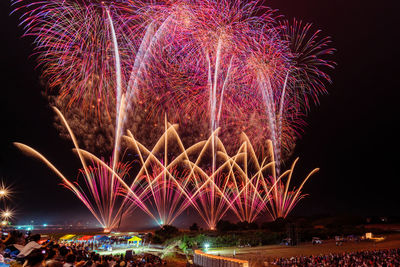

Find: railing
193;250;249;267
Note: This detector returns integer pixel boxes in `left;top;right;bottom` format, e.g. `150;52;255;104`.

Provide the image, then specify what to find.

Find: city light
0;183;10;199
2;210;12;219
0;189;7;197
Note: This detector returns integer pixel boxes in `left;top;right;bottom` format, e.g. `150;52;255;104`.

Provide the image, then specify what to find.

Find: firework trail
15;107;319;228
14;107;157;231
12;0;138;112
13;0;334;160
121;121;198;226
75;158;134;231
12;0;334;225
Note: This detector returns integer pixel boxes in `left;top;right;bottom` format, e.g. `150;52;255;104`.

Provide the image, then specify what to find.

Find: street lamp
2;211;11;219
1;209;13;222
0;189;7;198
0;182;14;227
0;182;12;200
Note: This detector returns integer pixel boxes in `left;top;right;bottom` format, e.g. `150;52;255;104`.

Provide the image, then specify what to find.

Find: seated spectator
45;248;62;267
24;249;45;267
272;248;400;266
16;235;46;258
63;254;75;267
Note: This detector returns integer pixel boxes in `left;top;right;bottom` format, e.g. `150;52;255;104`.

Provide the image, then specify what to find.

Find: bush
236;221;258;230
216;220;237;232
216;220;259;232
153;225;180;243
261;217;286;232
189;223;199;232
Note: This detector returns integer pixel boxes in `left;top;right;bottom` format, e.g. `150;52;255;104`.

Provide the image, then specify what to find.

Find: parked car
312;237;323;244
335;236;345;246
280;238;292;246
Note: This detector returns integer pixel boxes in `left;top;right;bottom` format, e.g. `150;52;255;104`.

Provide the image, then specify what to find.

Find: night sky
1;0;399;228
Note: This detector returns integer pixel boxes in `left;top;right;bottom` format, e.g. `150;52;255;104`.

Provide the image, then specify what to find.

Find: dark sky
1;0;399;227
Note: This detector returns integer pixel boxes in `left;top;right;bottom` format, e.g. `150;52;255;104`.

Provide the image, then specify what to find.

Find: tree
236;221;258;230
153;225;180;243
216;220;237;232
261;217;287;232
189;222;199;231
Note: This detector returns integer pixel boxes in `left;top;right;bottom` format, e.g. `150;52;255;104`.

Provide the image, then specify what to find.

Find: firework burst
13;0;334;159
12;0;335;227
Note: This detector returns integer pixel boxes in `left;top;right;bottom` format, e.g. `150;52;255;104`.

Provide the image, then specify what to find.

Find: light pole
0;182;13;228
0;184;10;208
2;210;12;220
0;189;7;197
0;189;8;207
0;210;12;230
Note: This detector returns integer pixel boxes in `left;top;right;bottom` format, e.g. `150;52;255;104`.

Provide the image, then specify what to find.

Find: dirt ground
106;234;400;266
206;234;400;266
164;256;188;267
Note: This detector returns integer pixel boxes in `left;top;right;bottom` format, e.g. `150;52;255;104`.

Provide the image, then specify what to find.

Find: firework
121;122;319;227
12;0;334;227
15;141;137;231
16;108;318;229
14;107;155;231
12;0;137;111
13;0;334;158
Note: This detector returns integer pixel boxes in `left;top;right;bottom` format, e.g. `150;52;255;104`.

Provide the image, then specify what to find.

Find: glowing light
2;211;11;218
1;209;14;222
16;111;317;229
12;0;334;157
0;182;11;199
11;0;333;230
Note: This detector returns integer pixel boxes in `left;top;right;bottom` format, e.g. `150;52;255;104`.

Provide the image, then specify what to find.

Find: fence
193;250;249;267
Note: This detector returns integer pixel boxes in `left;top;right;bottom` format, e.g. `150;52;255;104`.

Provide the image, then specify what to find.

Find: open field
96;245;188;267
206;233;400;265
79;233;400;266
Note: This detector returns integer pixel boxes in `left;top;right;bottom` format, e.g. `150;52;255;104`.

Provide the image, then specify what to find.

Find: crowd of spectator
0;231;167;267
272;248;400;266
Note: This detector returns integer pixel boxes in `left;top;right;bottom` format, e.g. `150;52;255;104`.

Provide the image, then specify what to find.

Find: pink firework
138;163;192;226
12;0;136;112
13;1;335;159
74;159;134;231
12;0;335;226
